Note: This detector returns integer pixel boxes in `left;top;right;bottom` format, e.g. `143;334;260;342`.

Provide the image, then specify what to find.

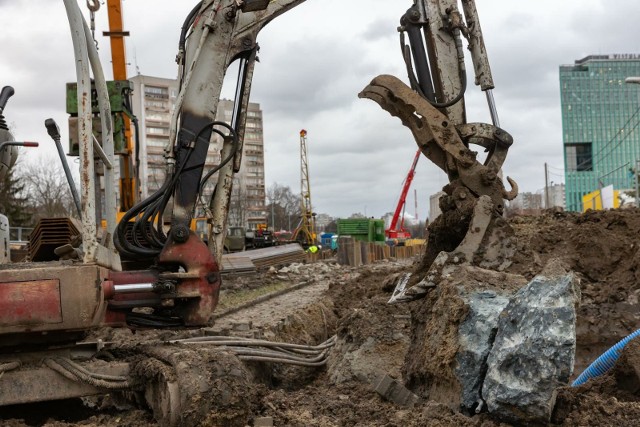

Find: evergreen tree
0;154;32;226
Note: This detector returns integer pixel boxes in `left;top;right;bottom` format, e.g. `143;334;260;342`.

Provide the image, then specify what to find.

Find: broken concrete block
402;265;525;408
482;268;580;424
456;290;510;413
374;374;419;407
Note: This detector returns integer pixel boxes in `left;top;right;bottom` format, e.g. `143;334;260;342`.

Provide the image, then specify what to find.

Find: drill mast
292;129;315;247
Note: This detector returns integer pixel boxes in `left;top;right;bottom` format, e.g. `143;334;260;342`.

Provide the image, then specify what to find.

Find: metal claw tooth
502;176;518;201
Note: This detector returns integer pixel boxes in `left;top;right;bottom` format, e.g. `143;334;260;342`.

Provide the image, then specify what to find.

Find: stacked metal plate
220;255;256;276
28;218;80;261
243;243;306;269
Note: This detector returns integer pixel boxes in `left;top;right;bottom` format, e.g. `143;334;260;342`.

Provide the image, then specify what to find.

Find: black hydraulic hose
401;33;429;100
198;123;238;193
178;1;203;86
115;170;176;257
126;312;184;327
399;18;468;108
404;23;436;101
117;146;188;256
114;185;168;257
115;120;232;257
179;1;202;54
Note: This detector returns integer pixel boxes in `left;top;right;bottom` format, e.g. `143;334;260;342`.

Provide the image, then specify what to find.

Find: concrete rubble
456;289;511;413
483;262;580;423
404;259;581;423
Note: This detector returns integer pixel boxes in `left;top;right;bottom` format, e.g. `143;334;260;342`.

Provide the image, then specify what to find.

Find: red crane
386;149;421;240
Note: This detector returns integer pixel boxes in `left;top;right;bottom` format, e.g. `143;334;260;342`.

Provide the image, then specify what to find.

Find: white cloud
2;0;640;219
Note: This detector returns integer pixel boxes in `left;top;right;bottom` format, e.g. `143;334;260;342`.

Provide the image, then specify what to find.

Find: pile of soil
508;209;640;371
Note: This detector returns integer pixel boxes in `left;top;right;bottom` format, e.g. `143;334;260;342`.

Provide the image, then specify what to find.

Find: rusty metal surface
0;360;130;406
28;217;80;262
0;264;108;337
0;279;62;326
359;74;518;211
158;231;220;326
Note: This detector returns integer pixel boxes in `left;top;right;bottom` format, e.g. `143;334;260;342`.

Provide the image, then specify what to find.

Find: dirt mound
509;208;640;297
553;338;640;425
507;208;640;373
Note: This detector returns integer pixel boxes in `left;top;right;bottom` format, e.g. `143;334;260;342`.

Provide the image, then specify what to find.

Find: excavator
0;0;517;424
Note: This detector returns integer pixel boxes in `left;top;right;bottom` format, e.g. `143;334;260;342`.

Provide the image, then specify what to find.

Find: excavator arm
360;0;519;302
110;0;307;326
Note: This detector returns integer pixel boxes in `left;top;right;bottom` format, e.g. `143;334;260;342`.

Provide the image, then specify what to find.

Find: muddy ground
3;208;640;426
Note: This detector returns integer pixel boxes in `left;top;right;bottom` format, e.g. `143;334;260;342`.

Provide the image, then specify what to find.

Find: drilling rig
292;129;316;248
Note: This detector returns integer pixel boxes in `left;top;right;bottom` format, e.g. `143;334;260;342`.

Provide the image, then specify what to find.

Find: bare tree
18;159;76;222
0;152;32;226
266;183;301;231
227;177;248;227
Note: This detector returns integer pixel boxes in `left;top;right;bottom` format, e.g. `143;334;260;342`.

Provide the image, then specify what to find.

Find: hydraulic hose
44;358;131;390
0;361;20;373
572;328;640;386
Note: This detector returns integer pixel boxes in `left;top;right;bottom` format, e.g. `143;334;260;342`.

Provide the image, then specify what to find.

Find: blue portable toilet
331;235;338;250
320;232;334;248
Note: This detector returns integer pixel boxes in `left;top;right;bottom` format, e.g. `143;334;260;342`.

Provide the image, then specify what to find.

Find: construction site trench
3;208;640;426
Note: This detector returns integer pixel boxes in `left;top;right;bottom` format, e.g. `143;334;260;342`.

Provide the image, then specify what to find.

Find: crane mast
103;0;138;211
292;129;315;247
386;149;420;241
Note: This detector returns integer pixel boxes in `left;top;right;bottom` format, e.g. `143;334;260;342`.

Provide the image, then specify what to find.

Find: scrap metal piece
388;272;412;303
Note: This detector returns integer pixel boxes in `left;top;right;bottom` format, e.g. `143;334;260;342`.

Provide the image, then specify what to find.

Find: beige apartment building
129;75;266;229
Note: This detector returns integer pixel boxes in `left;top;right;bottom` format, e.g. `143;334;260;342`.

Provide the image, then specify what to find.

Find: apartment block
129;76;266;228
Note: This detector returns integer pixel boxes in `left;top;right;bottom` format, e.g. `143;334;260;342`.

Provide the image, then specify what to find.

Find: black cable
114;120;234;258
126;312;184;328
399;27;467;108
199;124;238;194
178;1;204;87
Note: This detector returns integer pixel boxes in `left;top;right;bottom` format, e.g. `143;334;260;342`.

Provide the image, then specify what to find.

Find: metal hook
86;0;100;12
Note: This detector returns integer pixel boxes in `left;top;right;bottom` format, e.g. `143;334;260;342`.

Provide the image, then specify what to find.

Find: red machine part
386;149;421;240
0;279;62;326
103;231;220;326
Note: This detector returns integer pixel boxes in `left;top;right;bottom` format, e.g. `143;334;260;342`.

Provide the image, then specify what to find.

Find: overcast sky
2;0;640;219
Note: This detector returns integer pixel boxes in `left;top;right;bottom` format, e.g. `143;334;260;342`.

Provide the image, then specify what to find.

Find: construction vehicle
252;223;276;248
385;149;421;242
0;0;517;424
224;226;247;252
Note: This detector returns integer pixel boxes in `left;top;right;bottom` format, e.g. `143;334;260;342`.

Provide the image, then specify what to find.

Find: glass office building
560;54;640;211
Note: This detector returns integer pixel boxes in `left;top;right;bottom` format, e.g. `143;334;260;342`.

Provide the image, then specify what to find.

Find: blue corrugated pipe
572;328;640;386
